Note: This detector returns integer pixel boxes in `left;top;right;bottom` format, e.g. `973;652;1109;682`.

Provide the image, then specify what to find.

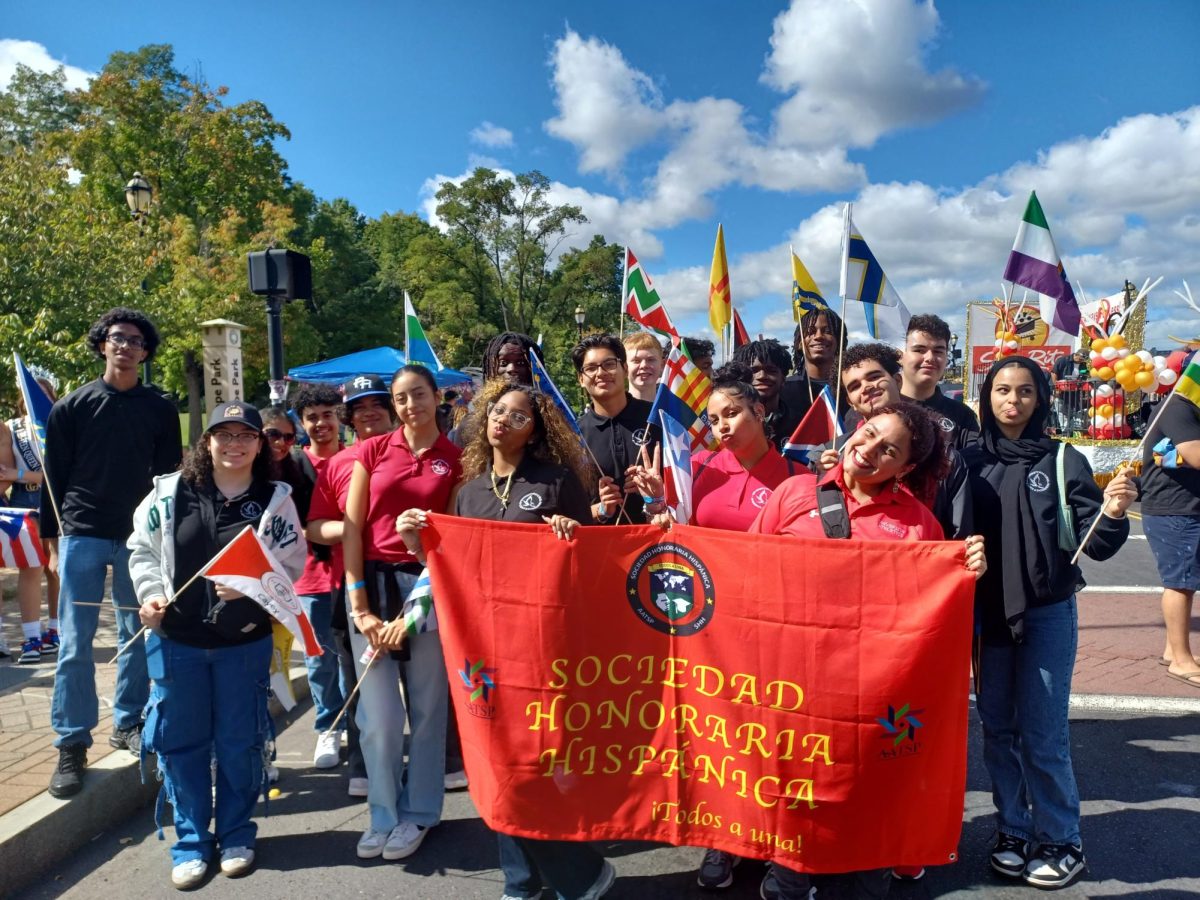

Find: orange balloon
1091;338;1109;352
1096;366;1115;381
1099;403;1114;418
1109;334;1126;349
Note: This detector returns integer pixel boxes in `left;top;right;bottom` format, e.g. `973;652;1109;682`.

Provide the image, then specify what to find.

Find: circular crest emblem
750;487;772;509
938;416;955;433
1026;470;1051;493
262;572;302;615
430;459;451;476
626;542;715;636
631;427;650;447
240;500;263;520
518;492;543;512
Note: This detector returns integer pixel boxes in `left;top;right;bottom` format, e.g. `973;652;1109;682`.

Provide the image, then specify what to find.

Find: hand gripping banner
423;515;974;873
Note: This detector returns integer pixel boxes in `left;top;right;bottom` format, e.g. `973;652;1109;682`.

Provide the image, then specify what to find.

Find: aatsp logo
877;702;924;753
458;658;497;719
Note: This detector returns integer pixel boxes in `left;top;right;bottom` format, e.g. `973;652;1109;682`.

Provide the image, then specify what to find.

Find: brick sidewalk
0;575;125;817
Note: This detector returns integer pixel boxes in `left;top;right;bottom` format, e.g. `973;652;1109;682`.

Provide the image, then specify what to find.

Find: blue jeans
977;596;1081;846
347;579;447;833
143;632;272;865
300;592;347;731
52;535;148;747
498;833;606;900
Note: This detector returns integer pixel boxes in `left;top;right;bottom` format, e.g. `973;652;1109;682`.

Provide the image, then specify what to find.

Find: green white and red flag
1003;191;1081;336
623;247;679;338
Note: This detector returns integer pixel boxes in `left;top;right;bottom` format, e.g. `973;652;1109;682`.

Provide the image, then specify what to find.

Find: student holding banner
341;365;462;864
129;402;306;889
397;378;611;900
964;357;1135;890
750;400;986;900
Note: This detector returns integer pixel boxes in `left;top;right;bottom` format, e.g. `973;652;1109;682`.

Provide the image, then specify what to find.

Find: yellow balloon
1096;366;1115;381
1109;334;1126;349
1091;338;1109;352
1099;403;1114;418
1135;371;1155;388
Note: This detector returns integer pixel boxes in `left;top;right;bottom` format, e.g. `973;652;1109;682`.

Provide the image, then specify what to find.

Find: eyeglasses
105;332;146;349
581;358;621;378
263;429;296;444
210;430;261;446
486;403;532;429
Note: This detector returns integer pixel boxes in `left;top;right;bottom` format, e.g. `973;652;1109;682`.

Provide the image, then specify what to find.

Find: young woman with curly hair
397;379;612;900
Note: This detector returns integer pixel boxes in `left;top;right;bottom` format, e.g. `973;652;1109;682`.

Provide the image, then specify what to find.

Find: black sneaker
1023;842;1085;889
697;849;739;889
49;744;87;798
990;832;1031;878
110;723;143;755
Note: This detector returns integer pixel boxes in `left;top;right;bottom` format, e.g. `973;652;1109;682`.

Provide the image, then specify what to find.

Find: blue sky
5;0;1200;352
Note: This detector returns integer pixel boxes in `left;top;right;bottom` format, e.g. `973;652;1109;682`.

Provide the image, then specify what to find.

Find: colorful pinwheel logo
459;658;496;703
877;703;924;747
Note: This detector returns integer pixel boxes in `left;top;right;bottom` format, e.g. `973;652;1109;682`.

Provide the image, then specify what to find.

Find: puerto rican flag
0;508;47;569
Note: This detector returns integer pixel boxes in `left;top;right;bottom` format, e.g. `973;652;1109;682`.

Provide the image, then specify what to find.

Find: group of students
17;305;1139;897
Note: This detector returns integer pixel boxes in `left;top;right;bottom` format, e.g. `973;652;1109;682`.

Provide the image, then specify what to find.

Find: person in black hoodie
964;356;1136;890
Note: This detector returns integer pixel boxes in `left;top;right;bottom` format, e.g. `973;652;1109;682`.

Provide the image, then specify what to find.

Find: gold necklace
490;468;515;508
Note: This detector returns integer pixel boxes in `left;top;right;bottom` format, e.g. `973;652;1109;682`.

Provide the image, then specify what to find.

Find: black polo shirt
577;394;661;524
456;456;592;524
909;385;980;452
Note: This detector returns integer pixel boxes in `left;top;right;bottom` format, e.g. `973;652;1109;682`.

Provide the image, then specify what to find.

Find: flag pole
834;204;851;424
1069;378;1184;565
619;246;629;343
109;526;253;664
12;354;62;527
324;645;382;736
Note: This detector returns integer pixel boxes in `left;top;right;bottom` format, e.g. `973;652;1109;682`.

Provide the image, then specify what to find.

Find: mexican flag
624;247;678;337
203;526;323;656
1002;191;1081;336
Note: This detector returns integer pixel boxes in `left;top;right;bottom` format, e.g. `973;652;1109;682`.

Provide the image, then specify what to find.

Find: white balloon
1136;350;1154;364
1101;346;1118;360
1005;340;1020;350
1094;383;1115;398
1089;351;1103;365
1093;415;1112;428
1117;347;1130;358
1112;413;1124;427
994;339;1004;349
1159;369;1178;386
1153;355;1167;369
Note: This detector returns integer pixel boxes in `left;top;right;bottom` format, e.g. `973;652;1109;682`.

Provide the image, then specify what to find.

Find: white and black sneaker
990;832;1031;878
1023;842;1085;889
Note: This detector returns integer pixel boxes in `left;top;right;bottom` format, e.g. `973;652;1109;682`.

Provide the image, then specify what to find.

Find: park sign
424;515;974;873
200;319;246;420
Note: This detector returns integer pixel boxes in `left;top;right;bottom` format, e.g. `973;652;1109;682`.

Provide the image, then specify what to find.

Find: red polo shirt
354;430;462;562
749;462;943;542
306;443;364;585
690;447;795;532
293;448;337;595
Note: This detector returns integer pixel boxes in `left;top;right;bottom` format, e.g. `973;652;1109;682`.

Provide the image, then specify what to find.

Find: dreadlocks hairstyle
682;337;715;361
459;380;595;490
87;307;162;361
732;338;792;376
179;423;273;489
861;400;949;504
792;307;848;367
839;342;901;376
481;332;544;382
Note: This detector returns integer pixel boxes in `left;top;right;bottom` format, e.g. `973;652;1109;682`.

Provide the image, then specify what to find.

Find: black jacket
911;386;980;452
40;378;181;539
964;440;1128;644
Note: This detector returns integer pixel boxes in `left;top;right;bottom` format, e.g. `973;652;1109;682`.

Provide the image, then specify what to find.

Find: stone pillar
200;319;247;419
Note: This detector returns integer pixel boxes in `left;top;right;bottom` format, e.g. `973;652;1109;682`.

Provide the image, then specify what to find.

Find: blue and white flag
528;350;583;439
402;567;436;634
658;410;693;525
839;207;912;345
12;353;53;467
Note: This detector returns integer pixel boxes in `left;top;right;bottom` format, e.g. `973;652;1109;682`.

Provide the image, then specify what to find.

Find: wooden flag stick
324;645;382;736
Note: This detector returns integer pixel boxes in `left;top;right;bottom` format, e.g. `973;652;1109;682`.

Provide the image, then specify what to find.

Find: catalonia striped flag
648;340;718;453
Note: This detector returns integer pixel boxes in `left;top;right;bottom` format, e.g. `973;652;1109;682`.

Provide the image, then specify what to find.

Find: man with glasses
573;335;661;525
899;314;979;451
289;384;347;770
44;308;181;798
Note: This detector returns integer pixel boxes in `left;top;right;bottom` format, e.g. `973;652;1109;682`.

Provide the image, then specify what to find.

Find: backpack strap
815;479;852;539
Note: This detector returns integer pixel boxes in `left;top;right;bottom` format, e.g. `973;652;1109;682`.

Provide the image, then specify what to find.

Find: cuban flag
783;386;844;465
658;411;693;525
0;508;47;569
13;353;53;466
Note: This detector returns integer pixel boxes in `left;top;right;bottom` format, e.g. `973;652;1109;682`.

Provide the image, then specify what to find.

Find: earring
892;480;901;494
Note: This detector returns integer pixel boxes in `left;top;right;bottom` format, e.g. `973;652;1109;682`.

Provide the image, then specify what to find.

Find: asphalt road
1076;504;1158;591
15;689;1200;900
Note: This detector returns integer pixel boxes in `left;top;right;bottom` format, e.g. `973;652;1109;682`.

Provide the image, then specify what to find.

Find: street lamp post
124;172;154;384
950;332;960;380
574;305;586;341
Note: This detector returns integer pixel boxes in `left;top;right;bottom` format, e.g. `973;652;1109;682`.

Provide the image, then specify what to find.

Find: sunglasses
263;429;297;444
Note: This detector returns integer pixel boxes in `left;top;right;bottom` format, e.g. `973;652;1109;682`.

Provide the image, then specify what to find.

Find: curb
0;664;311;899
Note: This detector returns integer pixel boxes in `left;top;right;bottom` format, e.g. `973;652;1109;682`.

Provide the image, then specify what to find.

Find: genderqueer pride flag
404;291;443;370
624;248;679;338
1003;192;1081;336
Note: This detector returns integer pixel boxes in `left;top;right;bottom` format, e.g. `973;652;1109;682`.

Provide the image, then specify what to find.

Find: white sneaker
348;776;369;797
313;730;341;769
444;769;469;790
357;828;388;859
580;859;616;899
219;847;255;877
382;822;427;860
266;765;280;784
171;858;208;889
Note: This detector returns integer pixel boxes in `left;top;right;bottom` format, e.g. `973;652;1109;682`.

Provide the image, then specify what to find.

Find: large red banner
423;515;974;873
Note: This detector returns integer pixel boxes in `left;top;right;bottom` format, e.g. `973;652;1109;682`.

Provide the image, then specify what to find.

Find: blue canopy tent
287;347;472;389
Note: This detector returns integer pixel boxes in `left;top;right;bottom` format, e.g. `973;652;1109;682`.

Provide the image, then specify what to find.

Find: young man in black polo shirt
899;314;980;451
573;335;661;525
44;308;182;798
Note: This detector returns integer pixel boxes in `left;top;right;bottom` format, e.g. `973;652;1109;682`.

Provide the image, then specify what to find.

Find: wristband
597;501;608;519
15;465;25;482
641;495;663;505
346;579;367;592
350;610;370;620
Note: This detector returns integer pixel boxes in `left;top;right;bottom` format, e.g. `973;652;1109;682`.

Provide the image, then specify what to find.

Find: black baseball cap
207;401;263;432
342;374;389;404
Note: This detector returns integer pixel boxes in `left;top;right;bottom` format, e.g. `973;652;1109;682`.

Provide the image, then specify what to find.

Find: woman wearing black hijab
963;356;1136;890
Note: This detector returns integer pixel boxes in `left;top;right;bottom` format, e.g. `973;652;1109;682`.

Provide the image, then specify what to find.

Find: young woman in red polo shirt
340;365;463;864
747;399;985;900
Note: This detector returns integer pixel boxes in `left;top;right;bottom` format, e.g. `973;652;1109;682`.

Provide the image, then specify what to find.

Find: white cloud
763;0;985;148
0;39;93;91
469;121;514;149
